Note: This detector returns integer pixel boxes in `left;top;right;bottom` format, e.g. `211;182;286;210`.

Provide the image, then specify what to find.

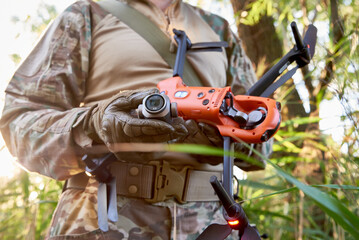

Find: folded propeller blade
196;224;232;240
303;24;318;58
241;225;262;240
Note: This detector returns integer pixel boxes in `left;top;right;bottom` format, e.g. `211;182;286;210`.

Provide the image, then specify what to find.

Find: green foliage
0;171;62;239
269;158;359;238
31;3;58;33
9;54;21;65
262;115;359;239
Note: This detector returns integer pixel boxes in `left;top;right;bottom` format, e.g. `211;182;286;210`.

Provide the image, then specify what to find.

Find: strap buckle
147;161;191;203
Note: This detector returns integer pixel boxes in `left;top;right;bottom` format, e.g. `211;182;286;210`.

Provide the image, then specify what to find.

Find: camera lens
145;94;166;113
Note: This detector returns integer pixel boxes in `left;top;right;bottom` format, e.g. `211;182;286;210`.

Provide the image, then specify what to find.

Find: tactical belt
67;161;220;203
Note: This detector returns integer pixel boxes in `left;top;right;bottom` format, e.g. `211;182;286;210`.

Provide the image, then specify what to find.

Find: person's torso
84;0;228;105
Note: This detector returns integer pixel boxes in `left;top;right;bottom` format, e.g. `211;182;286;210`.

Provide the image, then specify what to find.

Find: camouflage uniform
0;0;270;239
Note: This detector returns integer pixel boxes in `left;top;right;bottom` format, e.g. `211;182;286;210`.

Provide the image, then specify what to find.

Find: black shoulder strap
97;0;203;86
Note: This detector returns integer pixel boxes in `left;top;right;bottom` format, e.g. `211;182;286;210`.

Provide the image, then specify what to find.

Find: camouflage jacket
0;0;263;181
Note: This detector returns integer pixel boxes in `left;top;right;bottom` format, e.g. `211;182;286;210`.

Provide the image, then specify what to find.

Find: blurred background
0;0;358;239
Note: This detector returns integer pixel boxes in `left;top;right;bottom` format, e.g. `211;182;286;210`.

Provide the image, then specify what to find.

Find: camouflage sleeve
194;7;272;171
222;27;258;95
0;1;103;180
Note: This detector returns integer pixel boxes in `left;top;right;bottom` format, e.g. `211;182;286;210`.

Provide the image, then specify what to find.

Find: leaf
271;156;315;164
167;144;225;156
167;144;265;168
237;180;283;191
273;137;302;153
250;209;294;221
280;116;321;127
350;32;358;56
242;187;298;201
242;184;359;203
313;184;359;190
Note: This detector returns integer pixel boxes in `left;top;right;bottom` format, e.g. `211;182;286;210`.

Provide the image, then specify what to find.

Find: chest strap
66;161;220;203
96;0;203;87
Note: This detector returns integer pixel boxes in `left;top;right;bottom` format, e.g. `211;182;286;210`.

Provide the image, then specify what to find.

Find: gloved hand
181;119;224;165
83;88;188;161
182;120;272;168
233;138;273;171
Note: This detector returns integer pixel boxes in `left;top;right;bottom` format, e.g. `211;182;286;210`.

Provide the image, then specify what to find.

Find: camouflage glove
182;120;273;168
182;119;224;165
233;138;273;171
83;88;188;161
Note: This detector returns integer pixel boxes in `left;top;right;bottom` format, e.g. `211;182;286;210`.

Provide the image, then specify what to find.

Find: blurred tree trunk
230;0;283;77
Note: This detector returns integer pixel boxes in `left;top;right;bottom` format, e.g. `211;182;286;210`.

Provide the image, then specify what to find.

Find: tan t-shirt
84;0;228;105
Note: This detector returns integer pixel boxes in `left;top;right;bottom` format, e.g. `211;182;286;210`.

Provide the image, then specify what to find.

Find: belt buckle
147;161;190;203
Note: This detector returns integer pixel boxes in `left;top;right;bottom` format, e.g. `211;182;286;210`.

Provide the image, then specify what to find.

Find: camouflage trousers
47;178;239;240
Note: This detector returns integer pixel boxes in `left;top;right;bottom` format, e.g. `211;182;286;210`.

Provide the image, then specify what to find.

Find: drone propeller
246;21;318;97
303;24;318;58
196;176;262;240
241;225;262;240
196;223;232;240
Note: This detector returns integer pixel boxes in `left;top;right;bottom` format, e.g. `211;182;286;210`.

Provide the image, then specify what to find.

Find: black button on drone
202;99;209;105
